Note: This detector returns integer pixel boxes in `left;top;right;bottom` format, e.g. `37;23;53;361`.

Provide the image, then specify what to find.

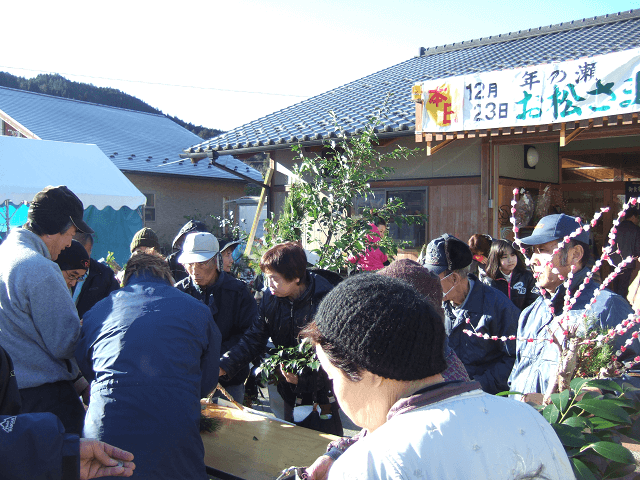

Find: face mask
441;272;456;298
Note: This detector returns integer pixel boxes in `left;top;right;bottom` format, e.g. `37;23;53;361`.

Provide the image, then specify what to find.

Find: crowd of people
1;184;639;479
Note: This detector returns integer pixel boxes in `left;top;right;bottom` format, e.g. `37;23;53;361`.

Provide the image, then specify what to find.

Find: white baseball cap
178;232;219;264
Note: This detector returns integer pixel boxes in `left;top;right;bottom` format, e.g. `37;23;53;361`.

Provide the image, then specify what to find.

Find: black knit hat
28;185;94;235
55;240;90;271
421;234;472;275
130;227;160;253
314;274;447;381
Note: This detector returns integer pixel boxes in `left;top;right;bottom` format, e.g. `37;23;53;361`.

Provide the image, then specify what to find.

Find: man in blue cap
422;234;520;394
509;214;636;398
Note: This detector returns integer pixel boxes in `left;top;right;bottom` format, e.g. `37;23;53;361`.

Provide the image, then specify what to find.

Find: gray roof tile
0;87;262;182
191;9;640;155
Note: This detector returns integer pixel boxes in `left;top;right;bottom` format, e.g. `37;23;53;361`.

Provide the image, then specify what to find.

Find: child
468;233;493;282
484;239;539;310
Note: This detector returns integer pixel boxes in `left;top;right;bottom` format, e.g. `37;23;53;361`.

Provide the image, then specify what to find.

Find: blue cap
421;234;473;275
520;214;590;246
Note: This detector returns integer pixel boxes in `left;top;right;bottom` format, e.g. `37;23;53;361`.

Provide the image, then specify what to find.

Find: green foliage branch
264;108;425;271
256;340;320;385
534;378;640;480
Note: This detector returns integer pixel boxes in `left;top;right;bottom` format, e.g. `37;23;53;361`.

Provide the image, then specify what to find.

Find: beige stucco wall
123;172;248;250
270;136;482;187
498;142;559;183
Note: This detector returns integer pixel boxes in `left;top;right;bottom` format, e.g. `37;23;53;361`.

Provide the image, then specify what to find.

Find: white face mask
441;272;456;299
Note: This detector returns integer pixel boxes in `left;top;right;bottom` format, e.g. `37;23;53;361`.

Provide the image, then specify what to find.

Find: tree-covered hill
0;72;224;140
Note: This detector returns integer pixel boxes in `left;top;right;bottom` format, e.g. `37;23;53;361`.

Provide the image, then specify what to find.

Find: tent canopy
0;136;145;209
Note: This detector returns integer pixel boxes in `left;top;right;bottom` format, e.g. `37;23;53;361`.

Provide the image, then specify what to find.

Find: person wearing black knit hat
55;239;90;291
299;274;573;480
422;233;519;395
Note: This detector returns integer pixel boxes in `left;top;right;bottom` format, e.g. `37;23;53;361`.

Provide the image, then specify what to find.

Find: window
144;193;156;222
354;188;427;249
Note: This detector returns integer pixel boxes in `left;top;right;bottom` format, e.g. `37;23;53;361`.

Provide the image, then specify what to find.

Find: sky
2;0;639;132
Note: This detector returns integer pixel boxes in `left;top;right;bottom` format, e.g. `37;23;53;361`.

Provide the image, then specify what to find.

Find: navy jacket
1;412;80;480
221;271;332;393
509;266;636;396
75;273;221;480
443;274;520;394
485;268;539;311
176;271;257;386
75;258;120;319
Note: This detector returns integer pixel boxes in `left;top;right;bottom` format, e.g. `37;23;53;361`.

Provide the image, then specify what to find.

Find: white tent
0;135;145;209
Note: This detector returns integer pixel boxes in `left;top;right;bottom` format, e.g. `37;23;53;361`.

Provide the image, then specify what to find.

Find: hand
521;393;544;405
306;455;334;480
279;365;298;385
81;385;91;406
79;439;135;479
219;367;227;378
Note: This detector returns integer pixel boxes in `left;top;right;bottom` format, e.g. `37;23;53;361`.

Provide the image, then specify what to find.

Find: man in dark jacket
73;233;120;319
610;206;640;298
220;242;343;435
75;253;220;480
422;234;520;394
175;232;256;403
166;220;209;282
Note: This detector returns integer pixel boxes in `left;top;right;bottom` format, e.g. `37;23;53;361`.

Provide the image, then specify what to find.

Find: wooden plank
201;404;339;480
244;168;273;257
429;185;441;242
369;177;481;189
480;140;491;236
430;139;455;156
462;183;472;240
415;102;423;134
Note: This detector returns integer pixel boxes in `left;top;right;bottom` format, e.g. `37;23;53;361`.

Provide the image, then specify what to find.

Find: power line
0;66;311;98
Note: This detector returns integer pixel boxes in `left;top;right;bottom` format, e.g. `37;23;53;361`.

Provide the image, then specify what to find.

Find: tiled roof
191;9;640;155
0;86;262;182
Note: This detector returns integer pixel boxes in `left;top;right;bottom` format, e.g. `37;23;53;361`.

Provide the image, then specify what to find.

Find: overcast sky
2;0;639;131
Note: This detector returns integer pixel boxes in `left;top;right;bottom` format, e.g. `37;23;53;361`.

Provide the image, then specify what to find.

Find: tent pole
5;200;9;234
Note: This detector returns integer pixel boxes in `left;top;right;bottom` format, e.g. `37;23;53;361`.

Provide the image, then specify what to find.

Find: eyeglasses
65;271;87;282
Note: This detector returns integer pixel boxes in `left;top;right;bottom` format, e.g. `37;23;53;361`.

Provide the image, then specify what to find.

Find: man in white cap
0;185;94;434
175;232;257;402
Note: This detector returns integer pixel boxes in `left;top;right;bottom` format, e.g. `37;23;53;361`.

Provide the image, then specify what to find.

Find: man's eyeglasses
66;272;87;282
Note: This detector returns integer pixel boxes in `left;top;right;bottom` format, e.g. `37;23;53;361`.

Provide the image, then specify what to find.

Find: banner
416;48;640;133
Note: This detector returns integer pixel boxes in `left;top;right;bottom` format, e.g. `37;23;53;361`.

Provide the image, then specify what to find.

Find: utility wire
0;66;310;98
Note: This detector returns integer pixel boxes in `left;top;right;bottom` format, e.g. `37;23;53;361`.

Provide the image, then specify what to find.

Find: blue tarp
1;203;142;268
84;206;143;268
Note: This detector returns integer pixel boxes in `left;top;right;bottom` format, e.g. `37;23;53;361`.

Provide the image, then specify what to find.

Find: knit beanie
314;274;447;381
130;227;160;253
55;240;90;271
378;259;445;320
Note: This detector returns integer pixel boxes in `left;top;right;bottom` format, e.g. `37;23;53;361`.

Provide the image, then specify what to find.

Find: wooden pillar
480;139;491;234
491;142;500;238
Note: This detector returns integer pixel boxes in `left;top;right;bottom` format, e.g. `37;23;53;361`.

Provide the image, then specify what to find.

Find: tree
264;108;425;272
